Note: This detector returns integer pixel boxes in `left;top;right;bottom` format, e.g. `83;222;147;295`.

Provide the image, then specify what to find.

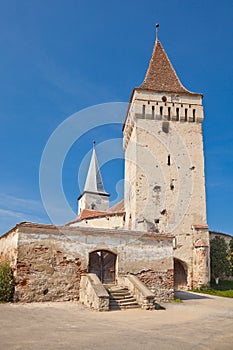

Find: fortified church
0;28;211;309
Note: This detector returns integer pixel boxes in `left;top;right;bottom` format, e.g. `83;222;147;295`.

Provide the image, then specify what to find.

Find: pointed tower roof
83;142;108;195
138;27;199;95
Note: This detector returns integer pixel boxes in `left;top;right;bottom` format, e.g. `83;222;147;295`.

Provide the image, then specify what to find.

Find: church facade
0;29;210;303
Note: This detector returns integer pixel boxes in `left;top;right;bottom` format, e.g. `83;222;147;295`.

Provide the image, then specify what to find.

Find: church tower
78;142;110;213
123;26;210;288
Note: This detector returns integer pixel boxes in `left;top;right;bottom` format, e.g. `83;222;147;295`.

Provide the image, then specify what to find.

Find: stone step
110;292;131;298
110;302;140;310
113;296;136;303
109;289;129;294
110;295;132;301
118;298;137;305
107;285;140;311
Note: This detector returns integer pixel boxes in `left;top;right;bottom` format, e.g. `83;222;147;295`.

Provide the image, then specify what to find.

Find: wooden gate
88;250;117;284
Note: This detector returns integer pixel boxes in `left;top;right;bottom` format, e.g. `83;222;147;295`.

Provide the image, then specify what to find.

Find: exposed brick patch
14;243;87;302
136;269;174;301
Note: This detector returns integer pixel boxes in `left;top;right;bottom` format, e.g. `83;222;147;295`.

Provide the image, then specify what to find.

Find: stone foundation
136;269;174;301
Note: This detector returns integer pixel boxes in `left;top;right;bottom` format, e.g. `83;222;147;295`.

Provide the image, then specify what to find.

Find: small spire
156;23;159;41
83;144;107;194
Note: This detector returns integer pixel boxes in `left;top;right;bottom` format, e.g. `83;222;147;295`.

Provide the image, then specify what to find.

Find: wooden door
88;250;116;284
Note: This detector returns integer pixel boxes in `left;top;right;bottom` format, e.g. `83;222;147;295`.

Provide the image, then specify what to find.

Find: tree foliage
229;238;233;276
210;236;230;282
0;262;14;302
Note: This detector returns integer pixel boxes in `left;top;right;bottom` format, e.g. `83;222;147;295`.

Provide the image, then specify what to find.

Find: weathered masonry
0;27;211;306
0;223;173;303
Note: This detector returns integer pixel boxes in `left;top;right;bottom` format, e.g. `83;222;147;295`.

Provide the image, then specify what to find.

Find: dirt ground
0;291;232;350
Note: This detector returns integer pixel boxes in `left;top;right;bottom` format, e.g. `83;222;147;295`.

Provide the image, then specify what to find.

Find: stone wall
0;222;174;302
209;231;232;245
0;227;18;269
15;234;87;302
136;269;174;301
70;213;125;230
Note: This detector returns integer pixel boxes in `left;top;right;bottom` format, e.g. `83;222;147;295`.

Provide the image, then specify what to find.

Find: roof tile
139;40;196;95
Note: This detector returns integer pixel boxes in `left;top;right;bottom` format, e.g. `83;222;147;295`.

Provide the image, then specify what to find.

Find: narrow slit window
176;108;179;121
142;104;145;117
193;109;196;122
168;107;171;120
185;108;188;121
160;106;163;117
167;155;171;166
152;106;155;119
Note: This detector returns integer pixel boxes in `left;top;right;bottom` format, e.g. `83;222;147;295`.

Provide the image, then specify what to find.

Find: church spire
84;141;106;194
78;142;110;214
139;26;196;95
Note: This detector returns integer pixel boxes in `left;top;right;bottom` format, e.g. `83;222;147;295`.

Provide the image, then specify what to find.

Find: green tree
0;262;14;302
210;236;230;284
229;238;233;276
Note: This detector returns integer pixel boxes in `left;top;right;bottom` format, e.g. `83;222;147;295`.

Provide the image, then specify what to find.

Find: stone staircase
106;285;140;310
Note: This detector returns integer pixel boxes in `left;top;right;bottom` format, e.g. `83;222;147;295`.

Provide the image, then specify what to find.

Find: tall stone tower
78;143;110;213
123;27;210;288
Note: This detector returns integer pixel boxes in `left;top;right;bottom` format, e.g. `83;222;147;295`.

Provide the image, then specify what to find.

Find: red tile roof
66;200;125;225
78;209;108;220
108;199;125;213
139;40;199;95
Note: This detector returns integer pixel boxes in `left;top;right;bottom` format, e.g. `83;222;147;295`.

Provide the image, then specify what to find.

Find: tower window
185;108;188;122
192;109;196;122
142;104;145;117
168;107;171;120
152;106;155;119
176;108;179;121
160;106;163;116
167;155;171;166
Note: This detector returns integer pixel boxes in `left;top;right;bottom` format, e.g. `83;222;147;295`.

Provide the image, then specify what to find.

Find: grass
168;297;182;303
192;280;233;298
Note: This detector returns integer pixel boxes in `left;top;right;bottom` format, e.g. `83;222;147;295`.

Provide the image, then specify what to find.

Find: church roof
77;209;109;220
108;199;124;213
83;144;108;195
66;200;125;224
138;38;199;95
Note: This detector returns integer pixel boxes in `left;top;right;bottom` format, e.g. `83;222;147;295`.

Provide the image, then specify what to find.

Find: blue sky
0;0;233;235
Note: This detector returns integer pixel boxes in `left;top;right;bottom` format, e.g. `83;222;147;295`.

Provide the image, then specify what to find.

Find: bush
0;262;14;302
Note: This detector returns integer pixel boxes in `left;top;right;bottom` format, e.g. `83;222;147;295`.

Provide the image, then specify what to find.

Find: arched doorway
88;250;117;284
174;259;187;290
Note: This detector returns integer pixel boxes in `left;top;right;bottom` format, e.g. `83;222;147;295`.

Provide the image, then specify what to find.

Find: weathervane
156;23;159;41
